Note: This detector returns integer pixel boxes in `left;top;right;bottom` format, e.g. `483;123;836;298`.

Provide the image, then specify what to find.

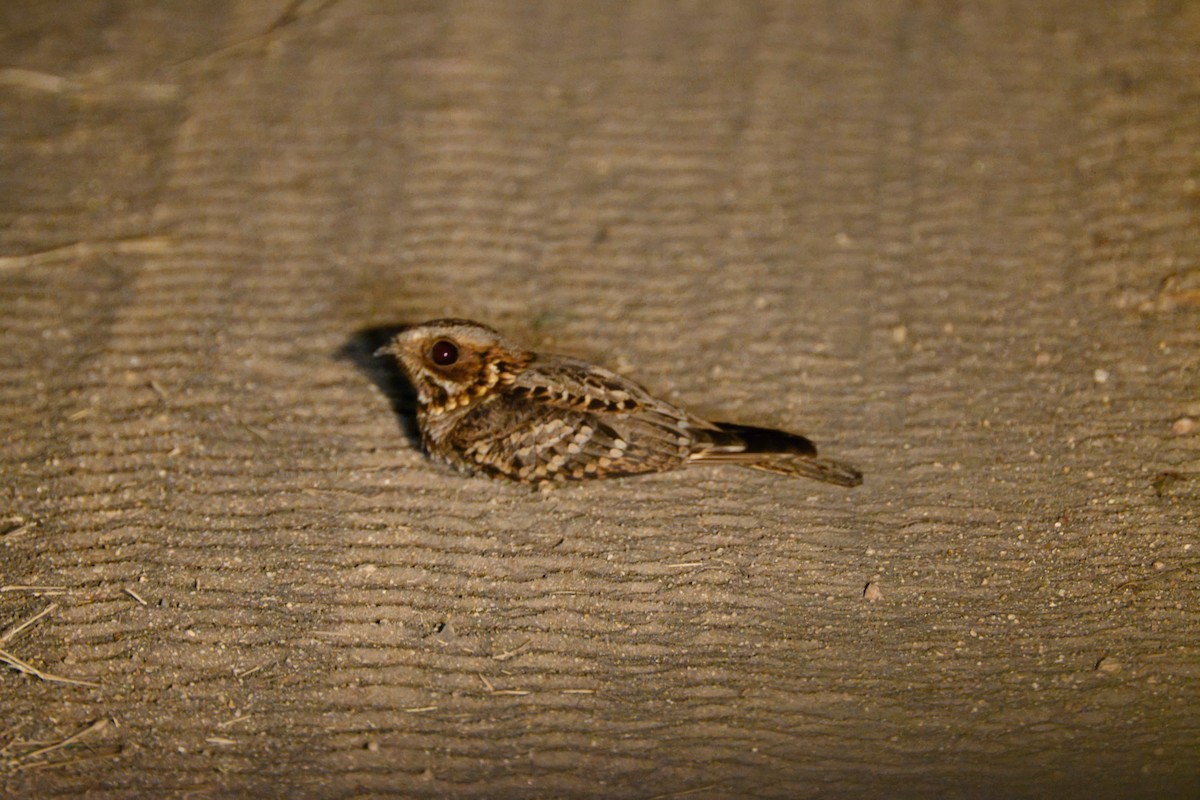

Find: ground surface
1;2;1198;798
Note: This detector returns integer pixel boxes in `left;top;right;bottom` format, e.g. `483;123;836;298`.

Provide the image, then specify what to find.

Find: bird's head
375;319;531;414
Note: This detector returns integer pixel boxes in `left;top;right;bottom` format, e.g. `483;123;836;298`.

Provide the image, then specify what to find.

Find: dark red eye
430;339;458;366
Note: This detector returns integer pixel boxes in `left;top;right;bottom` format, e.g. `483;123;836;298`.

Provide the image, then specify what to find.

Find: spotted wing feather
507;356;701;415
442;397;690;482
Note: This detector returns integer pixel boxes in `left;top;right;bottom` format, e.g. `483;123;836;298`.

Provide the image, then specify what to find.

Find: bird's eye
430;339;458;366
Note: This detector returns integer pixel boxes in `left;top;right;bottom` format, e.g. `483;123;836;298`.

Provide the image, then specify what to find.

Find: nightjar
375;319;862;487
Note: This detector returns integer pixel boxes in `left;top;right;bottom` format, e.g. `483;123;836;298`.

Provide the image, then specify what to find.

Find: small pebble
1171;416;1196;435
891;325;908;344
1096;657;1122;674
863;581;883;602
1093;368;1110;384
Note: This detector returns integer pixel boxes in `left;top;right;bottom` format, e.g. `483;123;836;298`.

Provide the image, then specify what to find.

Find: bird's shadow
338;323;421;447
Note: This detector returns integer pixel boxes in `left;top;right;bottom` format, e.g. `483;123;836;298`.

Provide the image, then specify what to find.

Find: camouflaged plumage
376;319;862;487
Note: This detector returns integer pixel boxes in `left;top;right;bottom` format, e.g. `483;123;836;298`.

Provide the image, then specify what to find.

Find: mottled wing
506;356;680;414
444;389;697;483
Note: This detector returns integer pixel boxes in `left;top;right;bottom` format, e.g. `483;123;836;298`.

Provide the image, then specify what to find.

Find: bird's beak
374;325;419;358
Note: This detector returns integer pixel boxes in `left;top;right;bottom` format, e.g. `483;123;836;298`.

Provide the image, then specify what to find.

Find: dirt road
2;2;1197;797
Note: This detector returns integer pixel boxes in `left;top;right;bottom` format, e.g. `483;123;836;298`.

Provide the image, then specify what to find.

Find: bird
374;319;863;488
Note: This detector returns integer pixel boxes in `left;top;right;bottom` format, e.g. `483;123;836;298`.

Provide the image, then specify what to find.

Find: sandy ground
1;2;1198;797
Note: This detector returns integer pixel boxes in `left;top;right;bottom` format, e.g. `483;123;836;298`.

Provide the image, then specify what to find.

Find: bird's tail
744;453;863;487
694;422;863;488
